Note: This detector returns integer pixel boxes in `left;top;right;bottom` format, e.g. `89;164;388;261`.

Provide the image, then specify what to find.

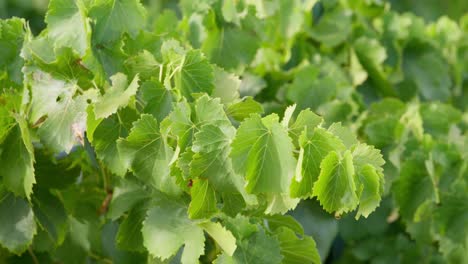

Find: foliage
0;0;466;263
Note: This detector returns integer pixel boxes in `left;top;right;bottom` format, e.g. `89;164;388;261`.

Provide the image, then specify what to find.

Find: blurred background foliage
0;0;466;263
1;0;467;35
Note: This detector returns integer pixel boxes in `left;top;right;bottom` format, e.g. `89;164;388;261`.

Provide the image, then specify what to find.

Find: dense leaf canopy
0;0;466;263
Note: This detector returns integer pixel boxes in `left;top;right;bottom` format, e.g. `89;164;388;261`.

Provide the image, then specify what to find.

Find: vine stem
100;161;109;191
28;246;39;264
89;252;113;264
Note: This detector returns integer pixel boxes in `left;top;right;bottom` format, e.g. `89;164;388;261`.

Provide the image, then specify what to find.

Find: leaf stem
28;246;39;264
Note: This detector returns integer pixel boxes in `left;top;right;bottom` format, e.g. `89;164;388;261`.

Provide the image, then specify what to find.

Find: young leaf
175;50;214;100
313;151;358;216
91;109;137;176
94;73;140;119
188;178;218;219
231;114;295;194
199;222;237;256
290;127;346;198
117;114;180;195
275;227;321;264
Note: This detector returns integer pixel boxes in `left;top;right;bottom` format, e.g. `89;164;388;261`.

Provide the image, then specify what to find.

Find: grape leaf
226;97;264;122
142;202;205;264
188;178;218;219
0;18;25;86
287;109;323;146
107;178;150;220
215;228;283;264
313;151;358;216
275;227;321;264
231;114;295;194
32;188;68;248
190;123;256;215
45;0;90;55
0;192;37;254
199;222;237;256
308;7;351;47
174;50;214;100
290;127;346;198
91;109;137;176
138;79;173;121
394;156;435;220
213;66;240;104
94;73;140;119
116;204;146;252
0;117;35;199
117;114;180;195
89;0;147;44
29;71;98;153
354;164;382;219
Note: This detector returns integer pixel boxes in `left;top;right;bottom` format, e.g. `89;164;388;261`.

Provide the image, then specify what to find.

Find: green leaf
403;45;452;101
290;128;346;198
116;203;146;252
107;178;150;220
38;89;98;152
29;71;98;153
45;0;90;55
94;73;140;119
265;215;304;235
0;192;37;254
54;217;90;264
222;0;240;25
231;114;295;194
0;117;35;199
175;50;214;100
124;50;160;79
188;178;218;219
142;202;205;263
84;37;127;80
264;193;300;215
222;228;283;264
138;79;173;121
394;156;435;220
308;7;351;47
213;66;240;104
286;65;337;111
0;94;17;143
420;102;462;137
202;26;259;71
351;143;385;174
89;0;147;44
313;151;358;216
226;97;264;122
327;122;358;149
190;122;256;215
354;37;395;97
433;192;468;246
91;109;137;176
199;222;237;256
275;227;321;264
117;114;180;195
0;18;25;86
32;188;68;248
351;144;385;217
354;164;381;219
33;149;80;190
287;109;323;146
163;100;194;150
